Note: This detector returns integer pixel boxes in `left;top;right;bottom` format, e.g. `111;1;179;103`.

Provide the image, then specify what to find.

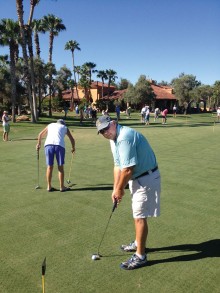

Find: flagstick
42;275;45;293
42;257;46;293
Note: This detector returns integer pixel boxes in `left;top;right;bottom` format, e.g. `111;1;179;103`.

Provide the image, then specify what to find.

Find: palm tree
83;62;97;84
28;0;40;25
82;62;96;101
41;14;66;116
64;40;81;101
67;79;76;110
106;69;118;99
41;14;66;63
74;65;81;83
16;0;37;122
32;18;45;115
32;18;45;58
78;65;91;102
96;70;107;99
0;19;20;122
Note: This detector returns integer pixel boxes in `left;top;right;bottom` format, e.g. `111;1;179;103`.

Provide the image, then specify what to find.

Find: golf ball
92;254;100;260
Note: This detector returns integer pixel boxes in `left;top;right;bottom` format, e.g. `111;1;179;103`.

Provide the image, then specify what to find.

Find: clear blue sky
1;0;220;86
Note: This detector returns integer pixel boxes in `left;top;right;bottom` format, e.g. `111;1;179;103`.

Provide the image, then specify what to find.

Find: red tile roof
90;81;115;90
151;84;176;100
61;81;176;102
62;90;79;101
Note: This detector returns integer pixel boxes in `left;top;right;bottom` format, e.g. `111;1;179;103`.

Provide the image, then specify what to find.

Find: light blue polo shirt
110;124;157;179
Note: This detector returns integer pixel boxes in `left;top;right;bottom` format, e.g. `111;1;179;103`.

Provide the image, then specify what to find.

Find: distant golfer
96;115;161;270
36;119;75;192
2;110;10;141
217;107;220;122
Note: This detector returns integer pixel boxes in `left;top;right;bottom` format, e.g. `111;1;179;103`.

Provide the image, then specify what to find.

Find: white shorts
128;170;161;218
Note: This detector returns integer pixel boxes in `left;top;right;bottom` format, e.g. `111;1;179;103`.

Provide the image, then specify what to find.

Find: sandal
60;187;71;192
47;187;57;192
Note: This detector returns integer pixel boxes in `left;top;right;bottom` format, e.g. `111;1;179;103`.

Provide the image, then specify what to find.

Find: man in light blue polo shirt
96;115;161;270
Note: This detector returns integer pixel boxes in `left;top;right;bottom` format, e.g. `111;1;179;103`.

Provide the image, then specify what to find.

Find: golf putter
92;200;118;260
35;149;40;189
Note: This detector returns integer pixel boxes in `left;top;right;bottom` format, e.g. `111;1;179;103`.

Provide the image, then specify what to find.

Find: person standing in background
115;104;121;121
162;108;168;124
2;111;10;141
217;107;220;122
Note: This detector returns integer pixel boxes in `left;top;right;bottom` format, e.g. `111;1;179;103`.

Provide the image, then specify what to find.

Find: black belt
134;166;158;180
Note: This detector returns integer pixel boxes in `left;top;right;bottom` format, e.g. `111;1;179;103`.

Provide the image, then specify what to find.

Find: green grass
0;112;219;293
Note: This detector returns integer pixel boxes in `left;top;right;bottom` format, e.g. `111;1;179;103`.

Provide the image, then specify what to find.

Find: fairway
0;113;219;293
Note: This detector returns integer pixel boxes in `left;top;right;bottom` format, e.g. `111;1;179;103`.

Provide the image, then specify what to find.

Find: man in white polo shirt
36;119;75;192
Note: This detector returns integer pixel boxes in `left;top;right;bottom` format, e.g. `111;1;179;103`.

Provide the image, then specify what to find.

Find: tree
64;40;81;101
106;69;118;99
212;81;220;108
28;0;40;22
32;18;45;58
96;70;107;99
123;83;136;107
41;14;66;63
33;57;47;115
171;73;201;113
134;75;155;106
191;85;213;112
83;62;96;84
118;78;130;90
26;1;40;120
74;65;81;83
41;14;66;116
0;55;11;111
78;65;91;102
32;18;46;115
0;19;20;122
16;0;37;122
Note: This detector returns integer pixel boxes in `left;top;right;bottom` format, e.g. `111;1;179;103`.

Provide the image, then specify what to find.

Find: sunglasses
99;124;110;134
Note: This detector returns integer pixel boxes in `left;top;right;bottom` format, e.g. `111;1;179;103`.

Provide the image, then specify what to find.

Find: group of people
141;105;168;125
75;104;98;125
35;114;161;270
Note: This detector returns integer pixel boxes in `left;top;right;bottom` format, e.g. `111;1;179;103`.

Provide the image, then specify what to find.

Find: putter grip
112;200;117;212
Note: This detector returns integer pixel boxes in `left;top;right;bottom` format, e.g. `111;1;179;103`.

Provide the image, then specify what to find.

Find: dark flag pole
42;257;46;293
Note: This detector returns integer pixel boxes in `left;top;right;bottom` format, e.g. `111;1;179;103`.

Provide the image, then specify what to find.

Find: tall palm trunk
9;43;17;122
72;52;79;101
16;0;36;122
26;25;38;119
33;22;43;116
48;33;53;117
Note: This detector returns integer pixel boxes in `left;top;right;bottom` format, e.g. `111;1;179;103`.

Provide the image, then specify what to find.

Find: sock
135;253;146;260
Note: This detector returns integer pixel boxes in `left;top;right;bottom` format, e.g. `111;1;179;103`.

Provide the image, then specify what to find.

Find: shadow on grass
97;240;219;269
147;239;220;266
11;138;37;141
69;184;113;191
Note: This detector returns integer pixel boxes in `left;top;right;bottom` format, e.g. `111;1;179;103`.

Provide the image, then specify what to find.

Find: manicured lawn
0;112;219;293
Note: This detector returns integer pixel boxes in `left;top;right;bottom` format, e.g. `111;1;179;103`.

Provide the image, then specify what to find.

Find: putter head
35;185;40;189
66;180;71;184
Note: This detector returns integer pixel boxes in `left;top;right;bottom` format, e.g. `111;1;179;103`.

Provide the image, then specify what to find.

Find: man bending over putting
36;119;75;192
96;115;161;270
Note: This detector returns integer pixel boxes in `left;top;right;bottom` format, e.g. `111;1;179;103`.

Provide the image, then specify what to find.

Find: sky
0;0;220;86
